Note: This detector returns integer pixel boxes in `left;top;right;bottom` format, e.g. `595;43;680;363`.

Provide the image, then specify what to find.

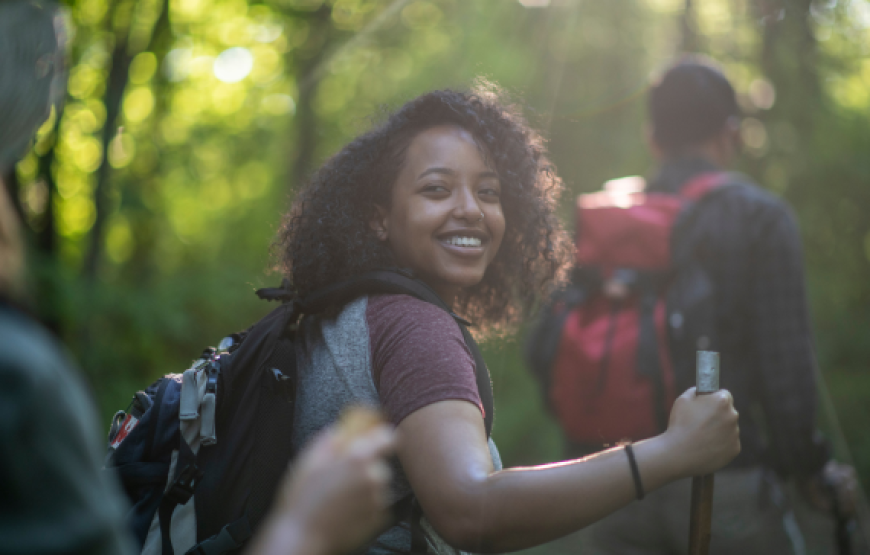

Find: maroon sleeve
367;294;483;426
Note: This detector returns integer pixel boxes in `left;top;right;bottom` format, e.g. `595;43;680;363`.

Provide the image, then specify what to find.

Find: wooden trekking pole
688;351;720;555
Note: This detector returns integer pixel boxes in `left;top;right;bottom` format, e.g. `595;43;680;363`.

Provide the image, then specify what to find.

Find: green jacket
0;300;134;555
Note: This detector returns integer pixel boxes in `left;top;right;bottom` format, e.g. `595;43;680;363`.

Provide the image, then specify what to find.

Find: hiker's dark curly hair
276;83;571;331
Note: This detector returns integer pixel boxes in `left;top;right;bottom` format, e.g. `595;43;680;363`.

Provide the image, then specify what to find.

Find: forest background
8;0;870;535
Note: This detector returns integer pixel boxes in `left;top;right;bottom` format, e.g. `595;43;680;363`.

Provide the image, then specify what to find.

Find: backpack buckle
166;463;204;505
205;361;220;395
270;368;295;402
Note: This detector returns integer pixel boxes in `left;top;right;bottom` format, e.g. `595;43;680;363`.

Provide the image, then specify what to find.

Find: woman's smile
371;125;506;304
438;228;489;253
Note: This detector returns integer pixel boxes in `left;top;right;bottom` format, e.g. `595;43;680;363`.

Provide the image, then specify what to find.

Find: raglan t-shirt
367;294;484;424
292;293;499;555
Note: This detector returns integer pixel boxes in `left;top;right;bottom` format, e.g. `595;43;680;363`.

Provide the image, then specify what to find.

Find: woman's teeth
448;236;482;247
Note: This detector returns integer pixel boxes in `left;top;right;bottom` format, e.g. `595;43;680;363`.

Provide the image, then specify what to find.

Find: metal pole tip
696;351;720;394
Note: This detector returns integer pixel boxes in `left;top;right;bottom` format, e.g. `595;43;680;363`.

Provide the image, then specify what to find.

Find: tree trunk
759;0;820;133
34;114;63;334
83;0;169;280
680;0;700;53
83;34;132;280
288;5;334;192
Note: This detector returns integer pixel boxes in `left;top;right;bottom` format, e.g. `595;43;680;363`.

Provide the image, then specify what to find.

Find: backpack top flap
575;172;728;273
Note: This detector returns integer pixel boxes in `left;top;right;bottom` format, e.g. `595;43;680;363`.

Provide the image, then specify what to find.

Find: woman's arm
396;387;740;553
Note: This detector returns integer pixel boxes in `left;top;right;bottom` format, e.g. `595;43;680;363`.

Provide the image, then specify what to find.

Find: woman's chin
433;271;487;298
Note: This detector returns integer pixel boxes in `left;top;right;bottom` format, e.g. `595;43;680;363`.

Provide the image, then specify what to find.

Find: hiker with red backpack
526;56;858;554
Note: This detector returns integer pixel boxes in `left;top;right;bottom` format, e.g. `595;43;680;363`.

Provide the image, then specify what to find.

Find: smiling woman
369;125;507;304
279;84;568;329
276;83;742;555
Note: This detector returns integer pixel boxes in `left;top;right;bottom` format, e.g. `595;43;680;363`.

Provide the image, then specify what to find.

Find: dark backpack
524;173;730;446
105;269;495;555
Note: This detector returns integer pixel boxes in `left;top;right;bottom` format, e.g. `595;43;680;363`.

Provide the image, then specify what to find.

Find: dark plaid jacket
648;157;830;478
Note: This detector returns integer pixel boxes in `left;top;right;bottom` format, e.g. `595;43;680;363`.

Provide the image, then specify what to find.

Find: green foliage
12;0;870;500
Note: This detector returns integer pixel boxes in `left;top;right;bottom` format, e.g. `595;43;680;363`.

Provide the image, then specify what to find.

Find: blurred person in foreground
0;2;394;554
560;55;858;555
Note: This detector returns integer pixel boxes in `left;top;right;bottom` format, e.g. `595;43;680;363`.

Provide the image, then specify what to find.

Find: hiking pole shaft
689;351;720;555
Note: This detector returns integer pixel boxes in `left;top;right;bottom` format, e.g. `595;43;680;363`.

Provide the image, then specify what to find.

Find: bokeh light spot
402;1;442;29
517;0;550;7
129;52;158;85
164;48;193;82
748;78;776;110
261;94;296;116
107;216;134;264
740;118;768;157
213;47;254;83
108;132;137;168
124;87;155;123
59;195;96;236
73;137;104;172
68;65;102;99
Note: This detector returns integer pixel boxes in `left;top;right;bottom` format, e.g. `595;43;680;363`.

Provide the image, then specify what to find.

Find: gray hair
0;0;63;174
0;0;62;296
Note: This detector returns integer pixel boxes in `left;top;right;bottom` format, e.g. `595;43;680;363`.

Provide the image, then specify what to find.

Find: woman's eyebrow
417;168;500;180
417;167;454;180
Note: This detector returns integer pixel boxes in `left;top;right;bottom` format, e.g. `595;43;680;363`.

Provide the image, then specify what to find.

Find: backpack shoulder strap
300;268;494;438
672;172;745;268
677;171;733;201
300;269;469;322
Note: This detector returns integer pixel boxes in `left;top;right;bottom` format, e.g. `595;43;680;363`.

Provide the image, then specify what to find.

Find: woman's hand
249;423;396;555
800;461;859;518
661;387;741;478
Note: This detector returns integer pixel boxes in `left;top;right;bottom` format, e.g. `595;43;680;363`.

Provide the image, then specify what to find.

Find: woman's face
372;125;506;303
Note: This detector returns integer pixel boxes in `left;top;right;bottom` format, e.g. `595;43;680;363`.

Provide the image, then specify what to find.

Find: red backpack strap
678;172;730;201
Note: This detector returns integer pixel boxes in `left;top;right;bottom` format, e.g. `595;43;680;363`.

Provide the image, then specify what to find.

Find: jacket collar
646;156;721;194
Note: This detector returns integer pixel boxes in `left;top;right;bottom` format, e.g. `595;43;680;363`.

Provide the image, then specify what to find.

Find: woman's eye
422;184;449;194
479;187;501;200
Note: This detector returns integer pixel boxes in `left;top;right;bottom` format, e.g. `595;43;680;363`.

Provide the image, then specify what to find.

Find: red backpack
526;172;728;446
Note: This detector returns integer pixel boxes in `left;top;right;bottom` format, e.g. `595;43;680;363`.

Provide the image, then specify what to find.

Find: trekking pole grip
689;351;720;555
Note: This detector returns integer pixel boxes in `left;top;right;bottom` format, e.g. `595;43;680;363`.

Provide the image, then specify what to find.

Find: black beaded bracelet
624;443;645;500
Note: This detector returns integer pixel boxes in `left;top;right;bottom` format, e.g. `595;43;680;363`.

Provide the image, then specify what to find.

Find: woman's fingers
347;424;396;460
271;422;397;553
667;387;741;477
250;423;396;555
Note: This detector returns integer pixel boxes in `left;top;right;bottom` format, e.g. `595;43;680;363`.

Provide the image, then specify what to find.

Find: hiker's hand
663;387;740;477
801;461;858;518
250;424;395;555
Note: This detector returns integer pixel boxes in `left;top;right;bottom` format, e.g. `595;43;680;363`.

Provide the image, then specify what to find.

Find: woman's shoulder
365;293;468;353
366;293;459;328
364;294;480;426
365;293;472;373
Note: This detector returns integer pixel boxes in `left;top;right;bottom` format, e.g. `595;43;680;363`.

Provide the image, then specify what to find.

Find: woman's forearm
399;392;739;553
469;435;684;552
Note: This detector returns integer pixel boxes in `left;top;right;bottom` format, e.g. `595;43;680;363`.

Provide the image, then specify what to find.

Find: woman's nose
452;187;482;222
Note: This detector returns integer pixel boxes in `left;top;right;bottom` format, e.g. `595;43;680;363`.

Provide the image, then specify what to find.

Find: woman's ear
369;205;389;242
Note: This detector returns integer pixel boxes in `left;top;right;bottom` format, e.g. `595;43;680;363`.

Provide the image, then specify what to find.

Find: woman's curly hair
277;82;571;332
